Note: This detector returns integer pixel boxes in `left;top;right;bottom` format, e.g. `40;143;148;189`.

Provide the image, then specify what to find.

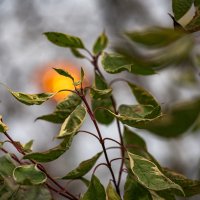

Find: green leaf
14;185;52;200
0;116;8;133
101;53;155;75
172;0;193;20
90;88;112;99
23;140;34;153
0;154;16;176
81;175;106;200
123;127;161;169
70;48;85;58
119;104;161;119
106;182;121;200
163;168;200;197
13;164;47;185
93;32;108;55
73;67;85;87
128;82;160;108
57;105;86;138
36;93;81;123
91;73;114;125
7;88;54;106
53;68;74;81
62;152;102;179
185;15;200;32
23;135;74;162
144;98;200;137
124;175;152;200
128;152;184;193
107;108;162;129
125;27;185;48
44;32;85;48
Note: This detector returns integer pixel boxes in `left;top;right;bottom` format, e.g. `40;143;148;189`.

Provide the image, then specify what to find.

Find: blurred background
0;0;200;199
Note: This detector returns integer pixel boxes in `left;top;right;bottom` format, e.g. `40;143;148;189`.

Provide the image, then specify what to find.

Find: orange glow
39;61;86;102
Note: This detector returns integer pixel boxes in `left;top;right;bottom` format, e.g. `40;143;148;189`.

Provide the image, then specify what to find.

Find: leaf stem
77;130;100;141
90;52;125;189
80;93;121;196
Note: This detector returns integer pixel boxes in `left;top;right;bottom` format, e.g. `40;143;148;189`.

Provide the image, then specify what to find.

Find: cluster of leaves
1;0;200;199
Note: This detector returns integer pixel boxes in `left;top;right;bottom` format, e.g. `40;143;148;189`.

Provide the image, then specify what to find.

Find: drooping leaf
128;152;184;194
91;73;114;125
101;53;155;75
128;82;160;108
144;98;200;137
125;27;185;48
23;135;74;162
7;88;54;106
81;175;106;200
13;165;47;185
57;105;86;138
36;93;81;124
172;0;193;20
62;152;102;179
106;182;121;200
0;116;8;133
93;32;108;55
70;48;85;58
53;68;74;81
124;175;152;200
123;127;161;169
163;168;200;197
44;32;85;48
0;154;16;176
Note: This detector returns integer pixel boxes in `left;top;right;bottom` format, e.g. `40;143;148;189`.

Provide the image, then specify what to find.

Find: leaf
144;98;200;137
53;68;74;81
128;152;184;194
185;15;200;32
0;154;16;176
123;127;161;169
90;88;112;99
101;53;155;75
62;152;102;179
57;105;86;138
13;165;47;185
106;182;121;200
14;185;52;200
81;175;106;200
107;108;162;129
163;168;200;197
128;82;160;108
93;32;108;55
7;88;54;106
119;104;161;119
44;32;85;48
91;73;114;125
23;135;74;162
124;175;152;200
125;27;185;48
70;48;85;58
23;140;34;153
172;0;193;20
36;93;81;124
0;116;8;133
